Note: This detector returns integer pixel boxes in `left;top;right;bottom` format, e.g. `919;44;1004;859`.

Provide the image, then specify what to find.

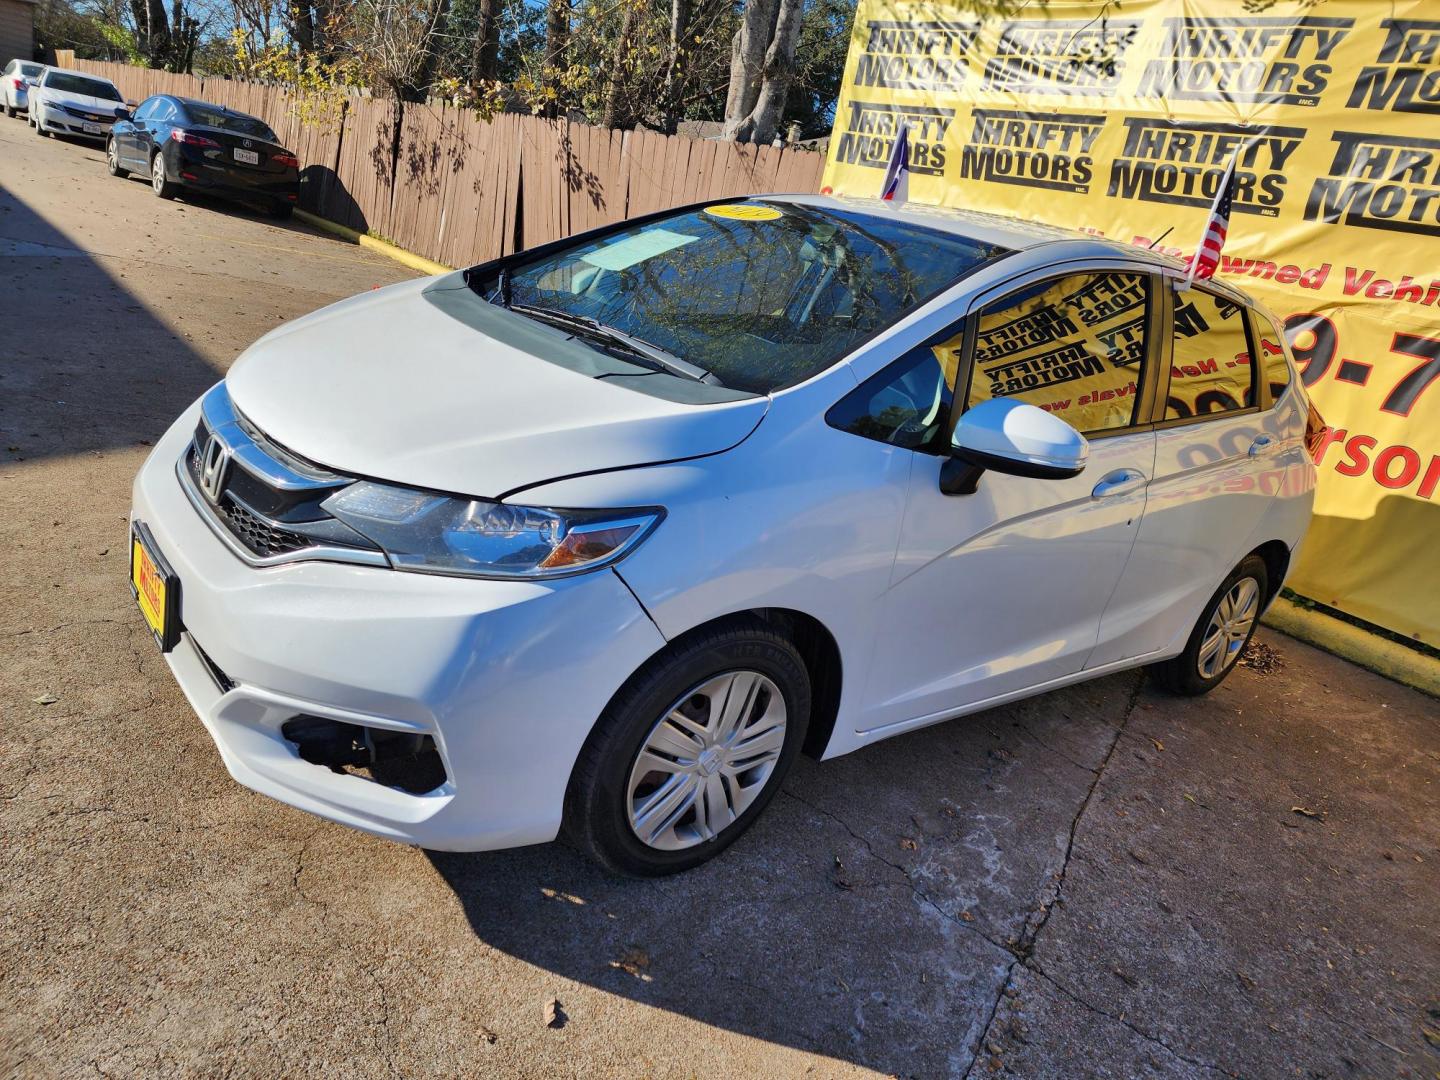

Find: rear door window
1166;288;1256;420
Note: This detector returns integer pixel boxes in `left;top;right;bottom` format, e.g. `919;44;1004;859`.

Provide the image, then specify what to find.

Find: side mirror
940;399;1088;496
115;107;133;121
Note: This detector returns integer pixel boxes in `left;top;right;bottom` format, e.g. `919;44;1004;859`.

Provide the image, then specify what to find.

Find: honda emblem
199;434;230;503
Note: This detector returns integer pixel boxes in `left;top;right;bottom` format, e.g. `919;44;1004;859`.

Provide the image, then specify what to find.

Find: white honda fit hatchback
130;195;1319;875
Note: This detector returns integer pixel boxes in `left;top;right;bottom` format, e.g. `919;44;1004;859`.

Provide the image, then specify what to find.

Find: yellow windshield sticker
704;204;783;221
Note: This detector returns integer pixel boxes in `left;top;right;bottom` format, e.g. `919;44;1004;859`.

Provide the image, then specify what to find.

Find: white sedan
129;196;1319;875
2;59;43;117
29;67;127;140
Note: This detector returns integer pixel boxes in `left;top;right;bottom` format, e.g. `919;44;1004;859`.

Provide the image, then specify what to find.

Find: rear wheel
151;152;175;199
1148;555;1268;696
4;104;14;119
106;138;128;178
564;619;810;876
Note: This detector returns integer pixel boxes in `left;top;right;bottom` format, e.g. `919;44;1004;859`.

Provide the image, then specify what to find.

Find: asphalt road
2;118;1438;1080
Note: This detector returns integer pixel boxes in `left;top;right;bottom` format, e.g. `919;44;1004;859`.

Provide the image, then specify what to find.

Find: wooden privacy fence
53;56;827;269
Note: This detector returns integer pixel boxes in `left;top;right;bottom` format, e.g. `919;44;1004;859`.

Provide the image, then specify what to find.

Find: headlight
322;482;663;579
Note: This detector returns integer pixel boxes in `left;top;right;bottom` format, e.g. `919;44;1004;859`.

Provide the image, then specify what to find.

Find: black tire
4;104;14;119
1148;555;1268;696
106;139;128;178
151;152;176;199
269;202;294;220
564;617;811;877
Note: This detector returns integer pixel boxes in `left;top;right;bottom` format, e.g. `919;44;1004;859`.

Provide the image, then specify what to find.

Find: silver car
2;59;43;118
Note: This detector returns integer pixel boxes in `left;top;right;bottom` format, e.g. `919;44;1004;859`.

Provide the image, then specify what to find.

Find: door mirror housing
941;399;1089;495
115;107;133;122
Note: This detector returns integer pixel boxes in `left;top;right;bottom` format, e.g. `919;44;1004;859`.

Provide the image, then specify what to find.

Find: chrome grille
179;384;387;568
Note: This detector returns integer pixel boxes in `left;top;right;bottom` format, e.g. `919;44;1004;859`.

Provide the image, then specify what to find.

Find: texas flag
1183;150;1239;286
879;123;910;205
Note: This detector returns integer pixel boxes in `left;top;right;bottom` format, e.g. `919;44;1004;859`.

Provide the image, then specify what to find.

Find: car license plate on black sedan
234;148;260;165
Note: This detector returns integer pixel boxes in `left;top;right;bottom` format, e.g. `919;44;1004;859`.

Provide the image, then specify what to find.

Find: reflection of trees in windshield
505;204;1007;394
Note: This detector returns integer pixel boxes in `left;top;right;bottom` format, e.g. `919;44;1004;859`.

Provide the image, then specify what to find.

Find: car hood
225;275;768;498
46;92;123;115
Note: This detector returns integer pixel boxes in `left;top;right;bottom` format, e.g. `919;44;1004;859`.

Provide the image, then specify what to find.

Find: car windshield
184;107;277;141
471;201;1009;394
45;74;121;100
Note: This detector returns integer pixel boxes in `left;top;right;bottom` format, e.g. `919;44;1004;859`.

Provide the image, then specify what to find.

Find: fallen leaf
33;694;59;705
900;837;918;851
1291;806;1322;819
1150;737;1164;752
542;998;564;1028
959;910;975;922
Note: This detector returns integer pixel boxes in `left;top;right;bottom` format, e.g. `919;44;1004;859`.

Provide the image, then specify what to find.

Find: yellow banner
824;0;1440;644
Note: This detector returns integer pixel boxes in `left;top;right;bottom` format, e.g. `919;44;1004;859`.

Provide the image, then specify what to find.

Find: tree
540;0;569;117
722;0;804;144
127;0;200;70
658;0;690;133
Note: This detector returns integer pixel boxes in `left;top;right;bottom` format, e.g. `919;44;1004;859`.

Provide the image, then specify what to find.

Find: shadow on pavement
0;172;222;464
426;673;1136;1076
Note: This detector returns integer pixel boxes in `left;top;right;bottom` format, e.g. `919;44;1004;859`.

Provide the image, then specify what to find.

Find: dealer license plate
83;122;103;134
234;148;260;165
130;523;179;651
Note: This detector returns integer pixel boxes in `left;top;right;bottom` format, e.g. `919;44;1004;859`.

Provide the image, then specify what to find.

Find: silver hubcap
152;157;163;192
108;142;115;170
1197;576;1260;679
626;670;787;851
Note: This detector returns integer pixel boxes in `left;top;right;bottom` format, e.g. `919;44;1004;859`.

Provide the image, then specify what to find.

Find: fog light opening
280;715;447;794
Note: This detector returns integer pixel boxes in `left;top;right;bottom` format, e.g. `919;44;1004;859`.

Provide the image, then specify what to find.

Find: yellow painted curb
1263;597;1439;698
294;209;452;276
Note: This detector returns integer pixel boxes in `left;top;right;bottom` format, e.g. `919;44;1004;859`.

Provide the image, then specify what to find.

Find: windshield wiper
509;303;721;386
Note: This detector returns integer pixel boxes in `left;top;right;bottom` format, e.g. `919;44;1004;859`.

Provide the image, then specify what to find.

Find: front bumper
38;108;113;139
130;400;667;850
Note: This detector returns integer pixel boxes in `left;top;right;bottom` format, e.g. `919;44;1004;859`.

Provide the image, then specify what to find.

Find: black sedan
107;95;300;218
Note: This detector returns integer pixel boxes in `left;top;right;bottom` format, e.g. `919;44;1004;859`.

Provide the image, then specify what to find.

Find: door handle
1091;468;1147;499
1248;434;1277;458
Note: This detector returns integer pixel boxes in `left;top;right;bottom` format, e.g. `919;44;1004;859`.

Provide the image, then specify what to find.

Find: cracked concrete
4;117;1440;1079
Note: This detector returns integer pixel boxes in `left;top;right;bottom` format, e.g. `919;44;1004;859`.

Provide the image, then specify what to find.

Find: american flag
1183;151;1240;286
879;123;910;205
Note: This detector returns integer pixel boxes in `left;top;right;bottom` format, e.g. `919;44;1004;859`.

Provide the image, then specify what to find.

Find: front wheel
1148;555;1268;696
564;619;811;876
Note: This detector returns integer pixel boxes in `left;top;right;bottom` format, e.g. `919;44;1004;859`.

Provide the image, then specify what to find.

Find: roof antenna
1147;227;1174;250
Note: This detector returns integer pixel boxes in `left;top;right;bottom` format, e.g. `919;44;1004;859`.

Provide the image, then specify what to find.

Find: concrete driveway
2;119;1437;1080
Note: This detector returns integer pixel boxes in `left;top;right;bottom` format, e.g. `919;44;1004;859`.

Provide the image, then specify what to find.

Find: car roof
760;192;1250;305
41;66;118;84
